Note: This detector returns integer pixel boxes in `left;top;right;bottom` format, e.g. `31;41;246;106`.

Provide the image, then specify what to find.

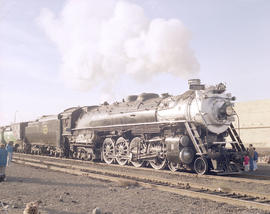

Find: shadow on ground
5;176;107;188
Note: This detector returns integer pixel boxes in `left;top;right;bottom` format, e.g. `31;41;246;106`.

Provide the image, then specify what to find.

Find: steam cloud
38;0;199;91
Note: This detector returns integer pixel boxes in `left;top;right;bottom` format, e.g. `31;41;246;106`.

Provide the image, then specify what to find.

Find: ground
0;163;268;214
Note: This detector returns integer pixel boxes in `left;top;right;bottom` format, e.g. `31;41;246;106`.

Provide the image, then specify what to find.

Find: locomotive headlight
225;105;234;116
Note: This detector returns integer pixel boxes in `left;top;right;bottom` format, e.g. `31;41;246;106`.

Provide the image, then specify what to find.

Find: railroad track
13;153;270;185
12;154;270;211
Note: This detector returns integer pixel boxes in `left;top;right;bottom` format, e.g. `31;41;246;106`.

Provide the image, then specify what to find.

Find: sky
0;0;270;126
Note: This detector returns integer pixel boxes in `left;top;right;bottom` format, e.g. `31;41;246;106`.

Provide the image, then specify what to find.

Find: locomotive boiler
0;79;246;175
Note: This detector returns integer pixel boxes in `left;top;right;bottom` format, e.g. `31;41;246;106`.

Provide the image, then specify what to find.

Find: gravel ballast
0;163;268;214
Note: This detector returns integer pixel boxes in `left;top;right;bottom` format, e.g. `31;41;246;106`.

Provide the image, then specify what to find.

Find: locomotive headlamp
225;105;234;116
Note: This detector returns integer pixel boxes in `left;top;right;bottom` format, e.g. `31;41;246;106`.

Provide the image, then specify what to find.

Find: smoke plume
38;0;199;91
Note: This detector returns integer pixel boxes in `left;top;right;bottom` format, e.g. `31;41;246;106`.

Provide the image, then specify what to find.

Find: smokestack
188;79;205;90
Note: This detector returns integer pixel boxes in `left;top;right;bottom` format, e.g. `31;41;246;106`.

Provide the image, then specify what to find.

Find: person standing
6;141;13;166
248;144;255;171
243;154;250;172
0;144;8;181
253;148;258;171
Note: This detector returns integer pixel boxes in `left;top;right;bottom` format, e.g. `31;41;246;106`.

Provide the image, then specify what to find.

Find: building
234;99;270;154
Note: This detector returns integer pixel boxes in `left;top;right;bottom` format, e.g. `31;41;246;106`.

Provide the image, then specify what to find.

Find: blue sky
0;0;269;125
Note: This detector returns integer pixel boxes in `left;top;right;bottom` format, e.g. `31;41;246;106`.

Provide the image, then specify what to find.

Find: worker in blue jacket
6;141;13;166
253;148;258;171
0;144;8;181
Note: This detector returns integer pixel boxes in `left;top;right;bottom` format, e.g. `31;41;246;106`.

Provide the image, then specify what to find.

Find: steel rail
12;155;270;211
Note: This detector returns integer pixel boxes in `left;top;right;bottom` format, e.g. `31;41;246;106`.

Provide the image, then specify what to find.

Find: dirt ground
0;163;269;214
246;163;270;176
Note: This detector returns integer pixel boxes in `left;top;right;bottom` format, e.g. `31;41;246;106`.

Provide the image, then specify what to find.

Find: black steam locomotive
0;79;246;174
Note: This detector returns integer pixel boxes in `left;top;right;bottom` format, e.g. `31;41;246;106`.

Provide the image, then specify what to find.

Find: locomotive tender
0;79;246;174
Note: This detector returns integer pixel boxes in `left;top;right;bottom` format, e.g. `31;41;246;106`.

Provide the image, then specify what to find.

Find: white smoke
38;0;199;91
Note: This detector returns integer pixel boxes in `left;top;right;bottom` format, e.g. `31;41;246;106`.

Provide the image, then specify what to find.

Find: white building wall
234;99;270;149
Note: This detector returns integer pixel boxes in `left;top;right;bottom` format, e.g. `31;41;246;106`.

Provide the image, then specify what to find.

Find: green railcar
0;123;28;150
0;126;16;145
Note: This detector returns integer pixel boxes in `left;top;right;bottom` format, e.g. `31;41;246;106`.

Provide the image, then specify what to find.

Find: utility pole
14;110;18;123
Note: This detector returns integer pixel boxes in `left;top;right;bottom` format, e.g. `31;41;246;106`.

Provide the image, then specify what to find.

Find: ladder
185;122;207;154
227;124;246;152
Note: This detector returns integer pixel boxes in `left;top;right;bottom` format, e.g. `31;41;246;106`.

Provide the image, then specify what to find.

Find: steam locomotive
0;79;246;174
